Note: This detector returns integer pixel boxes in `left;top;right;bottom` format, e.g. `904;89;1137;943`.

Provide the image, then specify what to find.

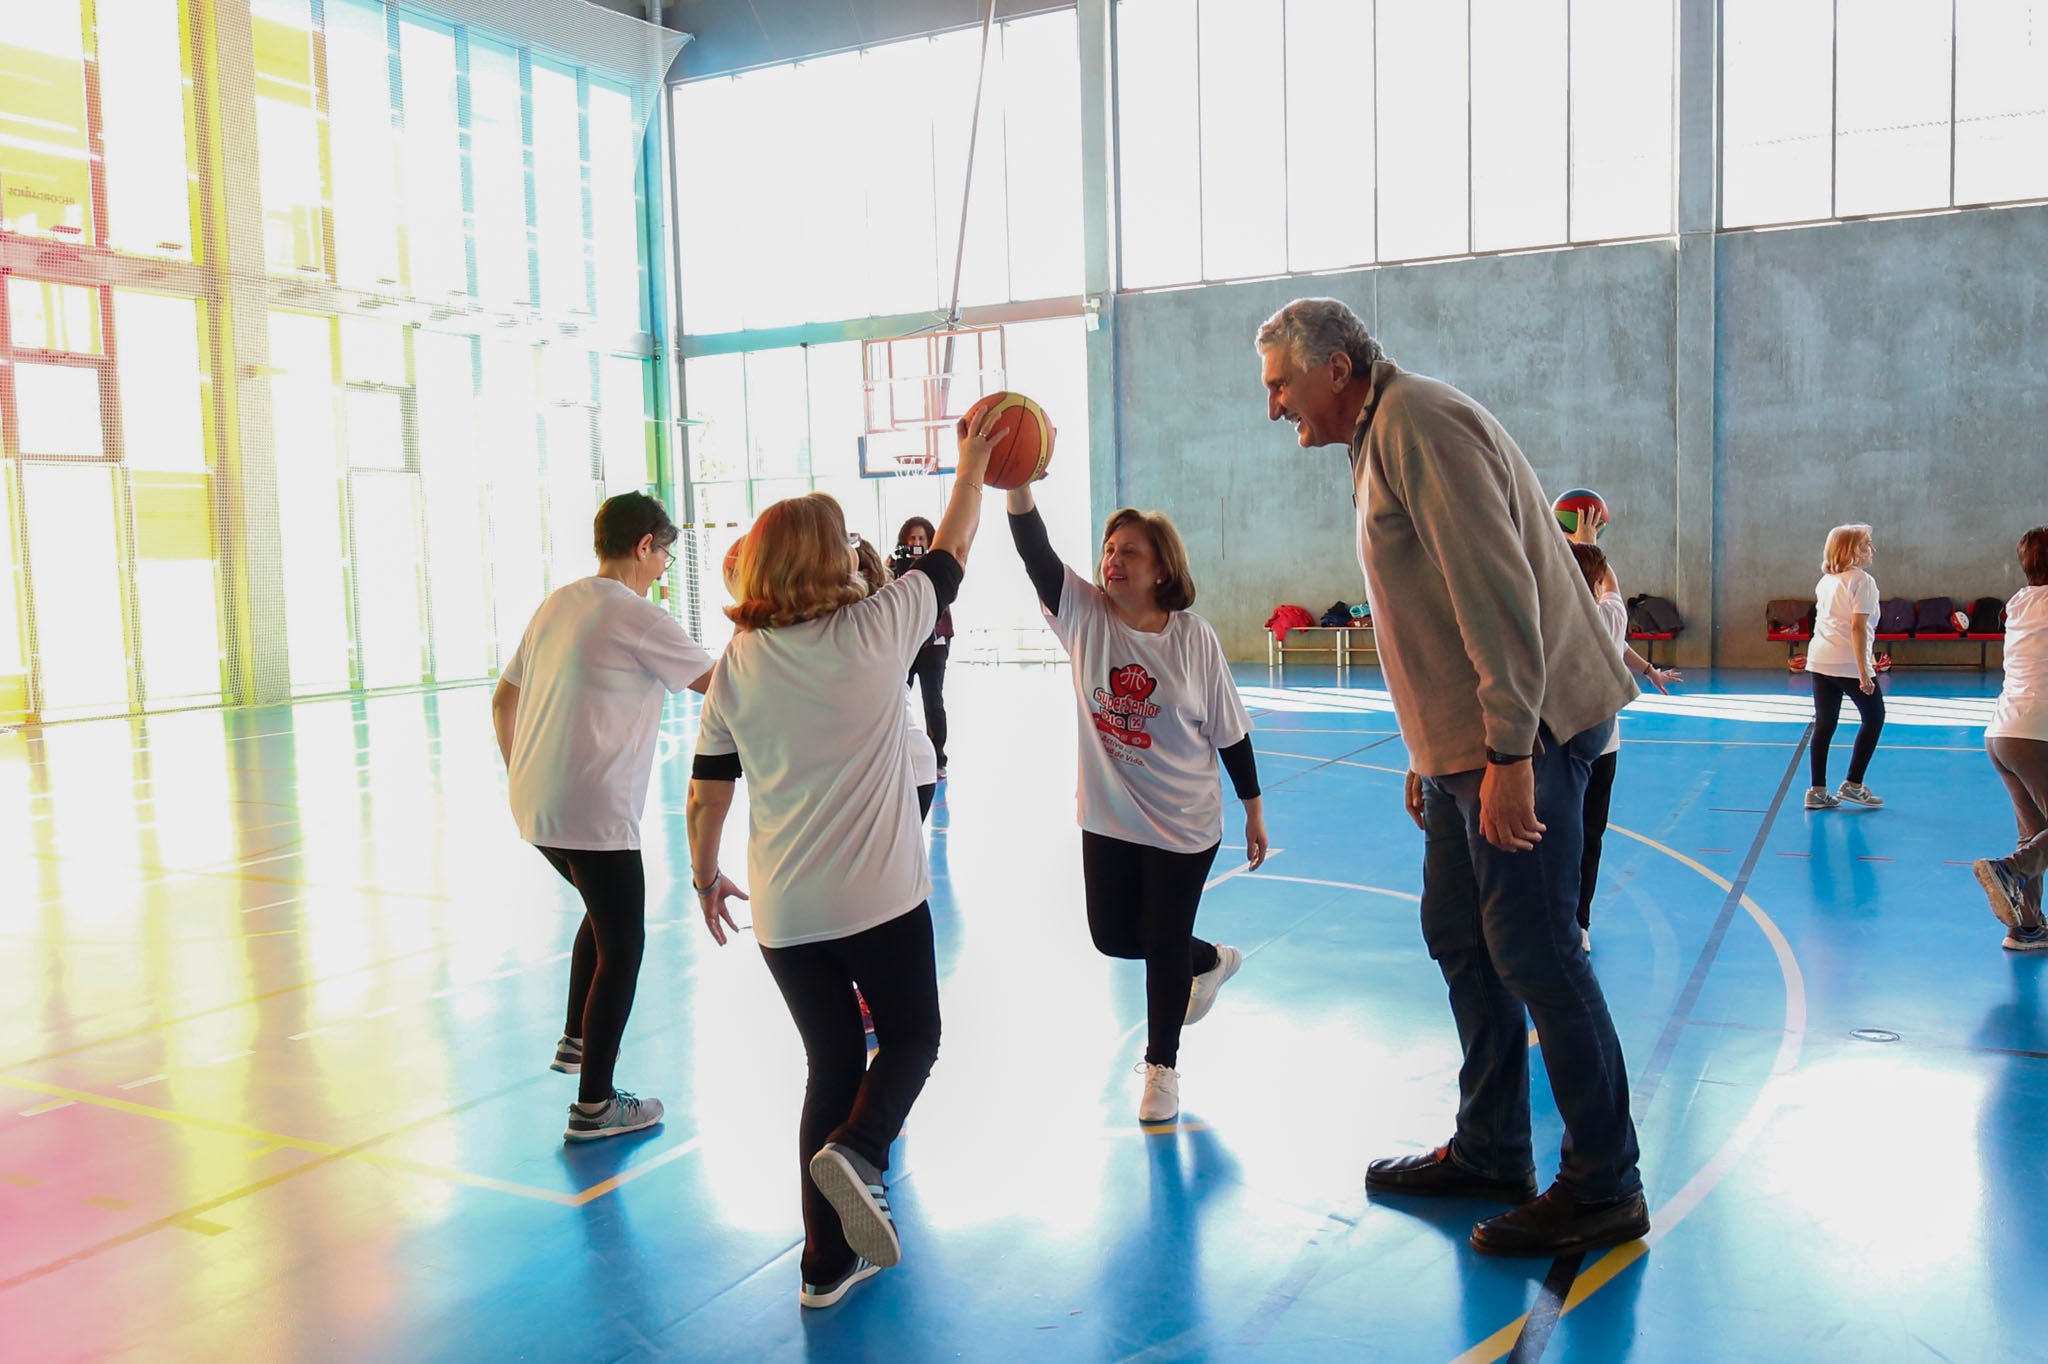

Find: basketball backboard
859;325;1007;477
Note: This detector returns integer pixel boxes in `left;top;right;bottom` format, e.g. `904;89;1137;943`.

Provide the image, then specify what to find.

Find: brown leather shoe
1365;1146;1539;1204
1470;1184;1650;1257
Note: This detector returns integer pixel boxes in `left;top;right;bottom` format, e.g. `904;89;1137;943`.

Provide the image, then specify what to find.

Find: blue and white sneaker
1974;858;2037;930
808;1142;901;1267
800;1257;881;1308
564;1090;664;1142
550;1035;583;1075
2004;925;2048;953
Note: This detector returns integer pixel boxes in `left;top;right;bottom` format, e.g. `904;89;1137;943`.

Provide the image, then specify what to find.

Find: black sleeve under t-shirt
693;751;742;781
1008;506;1064;614
905;548;963;614
1217;735;1260;800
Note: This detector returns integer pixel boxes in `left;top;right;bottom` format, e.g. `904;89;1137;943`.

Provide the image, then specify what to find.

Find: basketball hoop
859;324;1007;477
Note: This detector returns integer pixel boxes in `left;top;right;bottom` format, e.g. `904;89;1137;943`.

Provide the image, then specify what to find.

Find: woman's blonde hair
1823;523;1874;575
1100;507;1196;612
728;493;866;629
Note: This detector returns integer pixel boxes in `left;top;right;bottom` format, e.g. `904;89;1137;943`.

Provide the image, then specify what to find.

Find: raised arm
929;408;998;567
1006;484;1066;614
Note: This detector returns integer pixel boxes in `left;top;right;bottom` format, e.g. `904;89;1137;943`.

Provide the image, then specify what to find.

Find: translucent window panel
22;463;127;714
930;32;1011;310
588;83;643;328
327;0;403;288
671;78;748;335
339;317;406;386
1283;0;1374;271
1956;1;2048;204
114;292;206;473
345;389;407;470
745;347;811;479
95;0;196;258
414;330;490;678
252;0;327;274
482;339;545;663
8;278;101;353
1570;0;1675;240
1116;0;1202;288
599;355;649;493
471;41;532;307
860;43;945;317
1722;0;1834;227
544;414;599;589
542;343;594;405
399;17;466;298
804;340;867;481
1471;0;1567;251
684;353;748;483
135;559;222;702
531;63;589;316
1375;1;1469;261
0;0;93;242
786;56;873;325
415;330;479;476
347;472;426;689
266;311;353;693
16;363;105;457
1195;0;1286;281
1836;0;1953;217
714;64;815;331
1003;11;1084;300
0;479;21;676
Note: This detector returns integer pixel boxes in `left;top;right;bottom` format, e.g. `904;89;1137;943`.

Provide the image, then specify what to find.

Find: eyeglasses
846;533;863;548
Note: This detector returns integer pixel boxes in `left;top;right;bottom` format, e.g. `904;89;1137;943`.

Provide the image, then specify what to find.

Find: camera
890;544;924;577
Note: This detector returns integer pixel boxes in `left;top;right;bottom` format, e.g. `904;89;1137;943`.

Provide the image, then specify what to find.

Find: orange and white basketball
958;391;1054;491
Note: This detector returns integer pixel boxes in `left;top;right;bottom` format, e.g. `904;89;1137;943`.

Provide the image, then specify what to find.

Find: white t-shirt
503;577;714;851
1990;586;2048;742
1595;592;1628;756
1046;567;1252;853
1807;568;1880;678
695;562;954;948
904;688;939;786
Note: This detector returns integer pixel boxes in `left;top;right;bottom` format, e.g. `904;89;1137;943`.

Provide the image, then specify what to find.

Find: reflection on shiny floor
3;666;2044;1361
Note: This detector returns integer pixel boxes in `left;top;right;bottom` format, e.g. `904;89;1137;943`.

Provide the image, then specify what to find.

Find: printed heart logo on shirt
1109;664;1157;701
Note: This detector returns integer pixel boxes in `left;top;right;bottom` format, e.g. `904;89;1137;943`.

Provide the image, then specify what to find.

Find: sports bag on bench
1875;598;1916;635
1967;596;2006;634
1626;594;1684;635
1913;596;1959;635
1766;598;1816;635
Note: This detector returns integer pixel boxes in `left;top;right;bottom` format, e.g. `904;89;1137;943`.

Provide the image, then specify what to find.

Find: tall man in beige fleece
1256;298;1649;1258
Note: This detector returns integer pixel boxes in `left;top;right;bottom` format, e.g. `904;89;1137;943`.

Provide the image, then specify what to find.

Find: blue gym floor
2;663;2041;1362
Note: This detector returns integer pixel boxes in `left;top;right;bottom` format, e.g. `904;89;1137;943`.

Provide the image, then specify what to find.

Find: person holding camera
895;517;953;777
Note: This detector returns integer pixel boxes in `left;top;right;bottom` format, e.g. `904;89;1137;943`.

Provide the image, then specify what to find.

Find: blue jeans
1420;720;1642;1203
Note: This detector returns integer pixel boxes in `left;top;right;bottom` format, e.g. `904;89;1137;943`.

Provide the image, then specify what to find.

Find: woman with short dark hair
1005;475;1268;1124
1974;526;2048;950
492;491;713;1141
895;515;953;775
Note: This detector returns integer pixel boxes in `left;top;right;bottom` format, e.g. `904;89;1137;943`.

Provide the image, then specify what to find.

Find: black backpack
1967;596;2007;634
1876;599;1916;635
1318;601;1353;627
1913;596;1958;635
1766;598;1816;635
1626;594;1684;635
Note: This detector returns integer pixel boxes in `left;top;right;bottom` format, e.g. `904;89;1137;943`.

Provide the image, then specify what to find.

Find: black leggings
1810;671;1886;786
758;904;941;1284
908;643;949;768
1578;751;1618;931
1081;832;1222;1069
537;846;646;1105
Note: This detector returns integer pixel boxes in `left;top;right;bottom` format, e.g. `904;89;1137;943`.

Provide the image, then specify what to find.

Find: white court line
19;1100;75;1116
242;895;308;915
203;1051;254;1066
116;1074;167;1090
1240;872;1420;903
361;1006;399;1019
287;1028;333;1041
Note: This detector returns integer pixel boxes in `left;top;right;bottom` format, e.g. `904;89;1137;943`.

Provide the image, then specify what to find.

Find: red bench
1770;608;2002;670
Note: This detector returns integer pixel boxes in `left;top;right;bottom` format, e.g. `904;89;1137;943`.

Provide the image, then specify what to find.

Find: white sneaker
1581;928;1592;953
1804;786;1841;810
1185;945;1243;1025
1137;1063;1179;1123
1837;781;1883;807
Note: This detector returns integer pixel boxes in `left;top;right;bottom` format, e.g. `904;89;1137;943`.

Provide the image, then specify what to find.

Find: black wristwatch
1485;748;1532;765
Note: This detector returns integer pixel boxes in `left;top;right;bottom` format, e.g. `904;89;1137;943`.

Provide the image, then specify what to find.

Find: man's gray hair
1255;298;1386;374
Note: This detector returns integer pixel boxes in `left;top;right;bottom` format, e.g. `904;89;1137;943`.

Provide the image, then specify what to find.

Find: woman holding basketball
686;414;994;1310
1005;470;1267;1124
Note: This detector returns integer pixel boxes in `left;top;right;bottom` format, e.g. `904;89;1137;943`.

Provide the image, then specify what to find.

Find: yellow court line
1448;823;1808;1364
569;1137;706;1206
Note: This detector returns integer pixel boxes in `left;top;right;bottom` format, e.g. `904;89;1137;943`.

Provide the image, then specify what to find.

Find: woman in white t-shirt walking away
492;493;714;1141
686;422;993;1310
1972;527;2048;952
1005;480;1268;1124
1567;542;1680;952
1804;523;1888;811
